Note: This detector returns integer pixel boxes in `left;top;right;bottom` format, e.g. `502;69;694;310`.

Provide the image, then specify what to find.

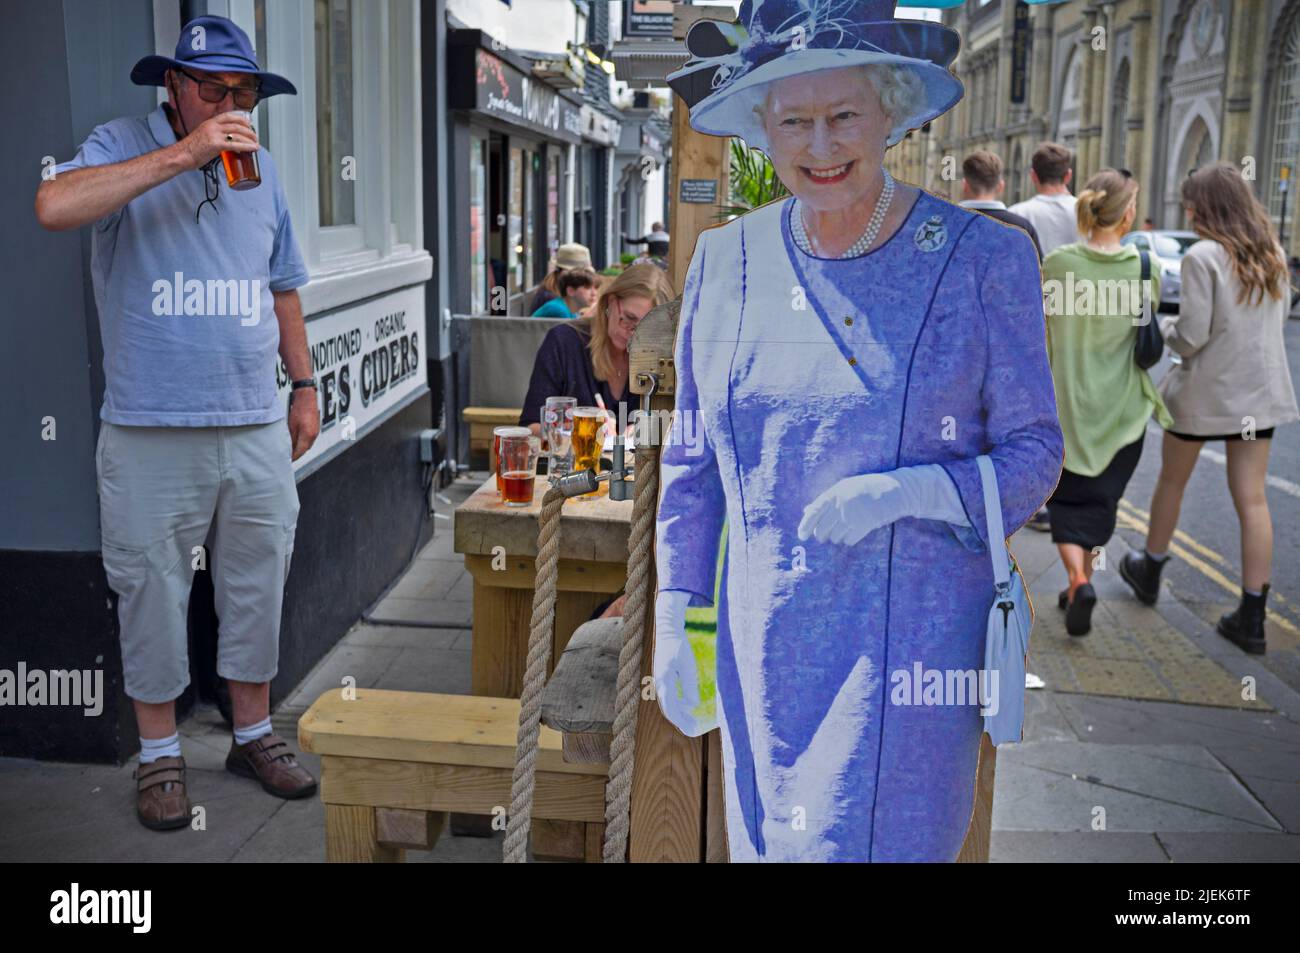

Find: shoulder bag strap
1138;249;1150;320
976;455;1010;591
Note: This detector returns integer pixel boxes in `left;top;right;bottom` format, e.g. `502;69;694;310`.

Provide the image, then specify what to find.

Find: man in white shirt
1008;142;1079;256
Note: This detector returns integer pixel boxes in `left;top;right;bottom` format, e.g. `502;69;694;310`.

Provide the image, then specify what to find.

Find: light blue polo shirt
55;105;309;426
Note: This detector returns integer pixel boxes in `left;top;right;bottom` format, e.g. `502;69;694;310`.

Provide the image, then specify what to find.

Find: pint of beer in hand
221;110;261;191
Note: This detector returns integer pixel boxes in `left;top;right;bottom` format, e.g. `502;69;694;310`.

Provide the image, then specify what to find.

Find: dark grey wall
1;0;157;551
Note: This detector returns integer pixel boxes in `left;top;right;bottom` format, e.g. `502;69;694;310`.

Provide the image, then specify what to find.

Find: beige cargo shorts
95;420;300;703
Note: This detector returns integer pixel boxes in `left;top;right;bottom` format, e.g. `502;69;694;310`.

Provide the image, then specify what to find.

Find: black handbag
1134;249;1164;370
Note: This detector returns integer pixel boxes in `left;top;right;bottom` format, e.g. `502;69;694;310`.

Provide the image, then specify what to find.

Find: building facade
889;0;1300;251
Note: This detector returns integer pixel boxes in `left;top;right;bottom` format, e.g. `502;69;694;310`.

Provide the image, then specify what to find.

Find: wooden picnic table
453;471;633;699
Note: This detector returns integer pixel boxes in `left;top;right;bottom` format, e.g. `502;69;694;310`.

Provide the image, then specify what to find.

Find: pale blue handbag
976;455;1033;746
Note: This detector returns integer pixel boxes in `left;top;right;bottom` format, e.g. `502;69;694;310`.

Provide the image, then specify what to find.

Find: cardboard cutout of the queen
652;0;1064;862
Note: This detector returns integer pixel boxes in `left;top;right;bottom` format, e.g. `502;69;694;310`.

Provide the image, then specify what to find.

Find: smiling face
760;66;890;212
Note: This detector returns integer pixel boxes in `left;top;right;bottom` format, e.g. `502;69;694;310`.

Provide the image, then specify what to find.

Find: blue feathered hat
666;0;962;151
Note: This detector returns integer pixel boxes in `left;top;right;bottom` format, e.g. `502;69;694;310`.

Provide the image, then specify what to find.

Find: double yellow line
1115;498;1299;640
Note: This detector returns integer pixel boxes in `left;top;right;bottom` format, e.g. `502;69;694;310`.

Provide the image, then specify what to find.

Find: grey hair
753;63;925;140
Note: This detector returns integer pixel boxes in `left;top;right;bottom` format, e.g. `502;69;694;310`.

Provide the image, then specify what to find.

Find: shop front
446;26;583;317
614;110;668;260
575;103;623;270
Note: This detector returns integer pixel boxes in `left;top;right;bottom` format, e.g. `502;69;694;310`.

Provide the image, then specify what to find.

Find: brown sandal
134;755;191;831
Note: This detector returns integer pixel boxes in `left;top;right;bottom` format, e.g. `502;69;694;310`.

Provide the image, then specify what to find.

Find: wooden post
668;5;732;292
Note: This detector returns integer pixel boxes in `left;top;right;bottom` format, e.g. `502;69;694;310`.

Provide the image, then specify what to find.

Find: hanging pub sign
624;0;675;38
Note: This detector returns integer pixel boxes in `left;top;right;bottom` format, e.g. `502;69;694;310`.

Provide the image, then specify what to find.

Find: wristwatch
291;377;317;393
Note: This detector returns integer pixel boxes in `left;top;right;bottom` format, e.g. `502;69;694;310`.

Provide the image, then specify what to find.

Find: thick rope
602;446;659;862
501;446;660;863
502;484;566;863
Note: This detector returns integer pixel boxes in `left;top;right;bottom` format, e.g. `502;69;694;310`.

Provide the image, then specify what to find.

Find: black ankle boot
1060;583;1097;636
1119;551;1167;605
1217;585;1268;655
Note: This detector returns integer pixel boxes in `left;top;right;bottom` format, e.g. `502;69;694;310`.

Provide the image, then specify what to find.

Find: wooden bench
298;688;609;862
461;406;524;470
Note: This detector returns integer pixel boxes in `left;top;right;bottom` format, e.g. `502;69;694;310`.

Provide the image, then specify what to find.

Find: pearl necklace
792;171;895;259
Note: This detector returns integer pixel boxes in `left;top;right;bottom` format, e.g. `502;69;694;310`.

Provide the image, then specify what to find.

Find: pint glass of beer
571;406;605;500
220;110;262;191
498;434;538;508
492;426;531;497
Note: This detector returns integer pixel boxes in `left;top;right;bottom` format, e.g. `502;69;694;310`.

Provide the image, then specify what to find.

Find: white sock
1244;587;1262;598
1145;549;1169;563
139;732;181;764
234;716;273;746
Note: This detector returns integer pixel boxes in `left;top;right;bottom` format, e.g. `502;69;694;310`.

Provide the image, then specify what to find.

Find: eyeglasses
196;159;222;222
178;67;260;110
612;298;647;330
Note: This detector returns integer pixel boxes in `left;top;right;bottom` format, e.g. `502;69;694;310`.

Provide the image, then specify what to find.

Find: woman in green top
531;267;598;318
1042;168;1172;636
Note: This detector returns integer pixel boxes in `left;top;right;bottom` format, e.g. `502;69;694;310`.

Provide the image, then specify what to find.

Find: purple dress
654;190;1063;861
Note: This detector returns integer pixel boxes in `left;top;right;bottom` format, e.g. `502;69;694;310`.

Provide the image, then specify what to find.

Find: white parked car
1120;230;1199;312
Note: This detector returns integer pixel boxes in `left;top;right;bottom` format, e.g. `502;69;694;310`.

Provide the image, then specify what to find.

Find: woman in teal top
531;267;597;318
1042;168;1172;636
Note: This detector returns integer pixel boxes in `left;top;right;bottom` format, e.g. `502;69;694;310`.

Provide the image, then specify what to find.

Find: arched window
1177;115;1213;227
1268;15;1300;224
1110;58;1131;170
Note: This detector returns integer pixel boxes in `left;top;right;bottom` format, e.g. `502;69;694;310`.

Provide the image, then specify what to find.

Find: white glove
652;589;715;737
797;464;969;546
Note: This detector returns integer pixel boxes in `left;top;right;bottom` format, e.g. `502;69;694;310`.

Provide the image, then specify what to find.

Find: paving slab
343;624;469;651
367;595;472;628
994;742;1282;834
1155;832;1300;863
376;646;473;695
991;831;1169;863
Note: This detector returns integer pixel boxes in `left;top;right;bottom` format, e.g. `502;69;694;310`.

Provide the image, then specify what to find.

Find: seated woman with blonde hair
519;262;674;434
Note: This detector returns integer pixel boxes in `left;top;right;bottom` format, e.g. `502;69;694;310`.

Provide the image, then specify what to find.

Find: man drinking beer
34;15;319;830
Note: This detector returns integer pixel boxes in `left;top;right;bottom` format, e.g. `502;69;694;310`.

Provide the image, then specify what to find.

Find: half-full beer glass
221;110;261;191
571;406;604;500
492;426;531;497
498;434;538;507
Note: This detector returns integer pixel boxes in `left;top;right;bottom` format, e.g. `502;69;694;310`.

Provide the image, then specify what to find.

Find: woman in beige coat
1120;163;1299;654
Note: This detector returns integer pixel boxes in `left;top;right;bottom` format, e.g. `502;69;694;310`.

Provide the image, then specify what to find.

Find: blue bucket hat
131;15;296;98
666;0;962;151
